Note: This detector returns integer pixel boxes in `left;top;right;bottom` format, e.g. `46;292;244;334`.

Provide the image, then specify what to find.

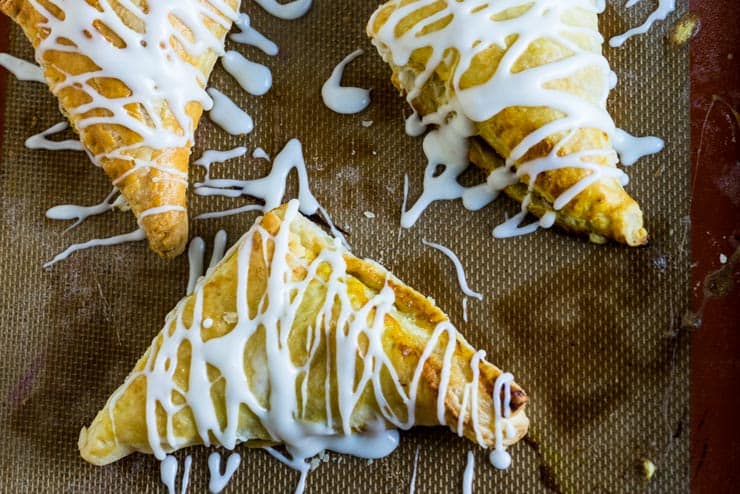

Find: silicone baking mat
0;1;690;492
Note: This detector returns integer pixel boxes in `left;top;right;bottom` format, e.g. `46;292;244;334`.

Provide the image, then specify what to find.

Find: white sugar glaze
160;454;193;494
0;53;44;82
160;455;178;494
462;451;475;494
25;122;84;152
222;50;273;96
187;230;229;295
421;240;483;300
46;188;119;232
231;13;279;56
409;447;421;494
43;228;145;268
209;230;229;270
613;128;665;166
371;0;664;236
27;0;239;221
253;0;312;20
252;147;271;161
208;452;242;493
105;200;519;492
322;50;371;114
207;88;254;135
187;237;206;295
610;0;677;48
194;139;319;219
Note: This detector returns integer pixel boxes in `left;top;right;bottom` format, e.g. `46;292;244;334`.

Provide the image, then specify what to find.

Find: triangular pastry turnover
368;0;650;246
1;0;240;257
79;200;528;470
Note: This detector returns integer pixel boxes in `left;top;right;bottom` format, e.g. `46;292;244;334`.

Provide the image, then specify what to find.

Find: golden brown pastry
368;0;650;246
79;201;528;473
1;0;240;257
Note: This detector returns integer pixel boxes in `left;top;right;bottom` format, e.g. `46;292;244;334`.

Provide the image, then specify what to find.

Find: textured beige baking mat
0;1;689;492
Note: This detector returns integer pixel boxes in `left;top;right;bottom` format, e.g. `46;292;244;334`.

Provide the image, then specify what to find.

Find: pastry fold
1;0;239;257
79;201;528;466
368;0;648;246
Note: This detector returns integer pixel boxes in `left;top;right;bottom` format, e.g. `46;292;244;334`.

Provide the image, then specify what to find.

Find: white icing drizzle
209;230;229;270
207;88;254;135
610;0;677;48
46;188;119;232
105;199;520;491
181;456;193;493
409;447;421;494
230;13;279;56
25;122;84;151
195;139;319;219
421;240;483;301
398;174;409;241
0;53;44;82
253;0;313;20
613;128;665;166
208;452;242;493
222;50;273;97
371;0;663;236
462;451;475;494
28;0;239;219
321;50;371;115
188;230;228;295
490;373;514;470
462;297;469;324
187;237;206;295
398;106;472;228
405;112;426;137
252;147;271;161
160;454;192;494
43;228;145;268
160;455;179;494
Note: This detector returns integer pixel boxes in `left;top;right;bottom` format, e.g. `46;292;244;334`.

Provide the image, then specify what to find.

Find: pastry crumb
720;253;728;264
371;150;377;156
363;211;376;218
669;13;700;46
361;120;374;127
642;459;656;480
222;312;238;324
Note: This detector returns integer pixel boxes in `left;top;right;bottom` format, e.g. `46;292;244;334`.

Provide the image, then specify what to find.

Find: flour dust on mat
370;0;665;238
